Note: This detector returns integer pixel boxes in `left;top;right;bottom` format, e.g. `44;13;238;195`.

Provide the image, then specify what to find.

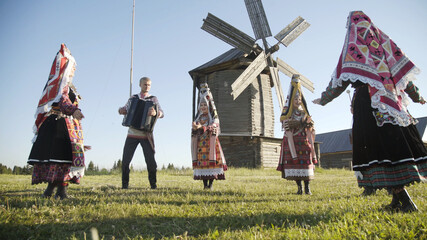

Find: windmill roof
189;48;247;76
316;116;427;154
316;128;352;153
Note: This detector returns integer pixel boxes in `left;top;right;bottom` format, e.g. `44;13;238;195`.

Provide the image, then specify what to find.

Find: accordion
122;95;159;132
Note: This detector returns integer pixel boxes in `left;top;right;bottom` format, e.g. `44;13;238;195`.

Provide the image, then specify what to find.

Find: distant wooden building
316;116;427;169
189;48;281;168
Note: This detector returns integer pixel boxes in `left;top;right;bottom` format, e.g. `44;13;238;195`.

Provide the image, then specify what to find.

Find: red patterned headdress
331;11;420;127
34;44;76;131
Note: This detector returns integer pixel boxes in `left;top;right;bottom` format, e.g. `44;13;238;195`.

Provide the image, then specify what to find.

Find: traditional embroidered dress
28;44;85;185
277;77;317;181
191;83;227;180
319;11;427;189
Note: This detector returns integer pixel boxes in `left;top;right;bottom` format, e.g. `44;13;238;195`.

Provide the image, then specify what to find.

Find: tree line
0;161;124;176
0;161;188;175
0;164;33;175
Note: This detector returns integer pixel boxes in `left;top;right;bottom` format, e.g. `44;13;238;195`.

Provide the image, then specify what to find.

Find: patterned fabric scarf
65;117;85;167
34;44;76;132
331;11;420;127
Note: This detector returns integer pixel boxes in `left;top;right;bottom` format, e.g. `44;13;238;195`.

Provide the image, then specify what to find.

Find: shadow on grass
0;186;359;239
0;211;336;239
0;190;269;210
1;188;43;195
2;186;354;209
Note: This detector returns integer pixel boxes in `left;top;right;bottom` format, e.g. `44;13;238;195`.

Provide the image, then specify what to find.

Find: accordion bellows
122;96;159;132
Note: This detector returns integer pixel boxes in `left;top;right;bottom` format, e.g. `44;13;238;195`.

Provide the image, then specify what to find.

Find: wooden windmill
189;0;313;168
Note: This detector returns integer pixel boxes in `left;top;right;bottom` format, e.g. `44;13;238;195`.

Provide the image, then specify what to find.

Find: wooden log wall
207;70;251;135
207;70;275;137
318;152;352;169
200;69;281;168
219;136;282;168
219;136;261;168
250;74;275;138
259;137;282;168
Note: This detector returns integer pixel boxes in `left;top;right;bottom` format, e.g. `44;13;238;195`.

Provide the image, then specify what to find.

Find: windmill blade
244;0;272;40
276;57;314;93
269;66;285;110
202;13;256;54
231;51;268;100
275;16;310;47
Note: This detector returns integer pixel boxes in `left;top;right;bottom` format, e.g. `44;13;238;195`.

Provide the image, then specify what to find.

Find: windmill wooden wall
189;48;284;168
219;136;281;168
199;69;280;168
205;69;275;137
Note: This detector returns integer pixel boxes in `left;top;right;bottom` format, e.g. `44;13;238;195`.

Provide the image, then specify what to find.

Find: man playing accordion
118;77;164;189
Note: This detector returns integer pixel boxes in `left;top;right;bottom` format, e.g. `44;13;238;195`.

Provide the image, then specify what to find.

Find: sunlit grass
0;168;425;239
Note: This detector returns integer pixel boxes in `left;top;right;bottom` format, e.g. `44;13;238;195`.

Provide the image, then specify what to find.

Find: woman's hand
192;121;201;130
312;98;321;105
73;109;84;120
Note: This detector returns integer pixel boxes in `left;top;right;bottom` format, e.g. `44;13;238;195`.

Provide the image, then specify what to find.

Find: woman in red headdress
313;11;426;212
28;44;90;199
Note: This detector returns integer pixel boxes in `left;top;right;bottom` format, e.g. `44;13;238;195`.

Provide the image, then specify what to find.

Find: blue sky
1;0;426;170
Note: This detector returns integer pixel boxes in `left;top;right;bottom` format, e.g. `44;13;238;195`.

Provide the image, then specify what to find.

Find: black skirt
28;115;73;164
352;84;427;171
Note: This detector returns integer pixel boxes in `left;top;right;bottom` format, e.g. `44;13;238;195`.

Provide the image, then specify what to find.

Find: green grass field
0;168;425;239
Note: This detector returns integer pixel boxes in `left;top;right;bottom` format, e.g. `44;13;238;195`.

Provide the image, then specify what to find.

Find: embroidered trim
193;168;225;177
69;166;85;179
284;168;314;177
27;158;73;164
353;155;427;169
331;67;419;127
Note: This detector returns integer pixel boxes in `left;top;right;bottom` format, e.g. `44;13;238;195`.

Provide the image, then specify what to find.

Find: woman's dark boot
361;186;376;196
55;183;69;200
203;179;209;189
42;182;56;198
296;180;303;195
208;179;213;189
304;180;312;195
385;193;401;211
397;189;418;213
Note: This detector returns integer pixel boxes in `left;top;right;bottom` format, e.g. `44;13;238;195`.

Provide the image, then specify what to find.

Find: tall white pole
129;0;135;97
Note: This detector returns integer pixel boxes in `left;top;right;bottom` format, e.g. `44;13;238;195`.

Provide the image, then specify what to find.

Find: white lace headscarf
194;83;219;126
